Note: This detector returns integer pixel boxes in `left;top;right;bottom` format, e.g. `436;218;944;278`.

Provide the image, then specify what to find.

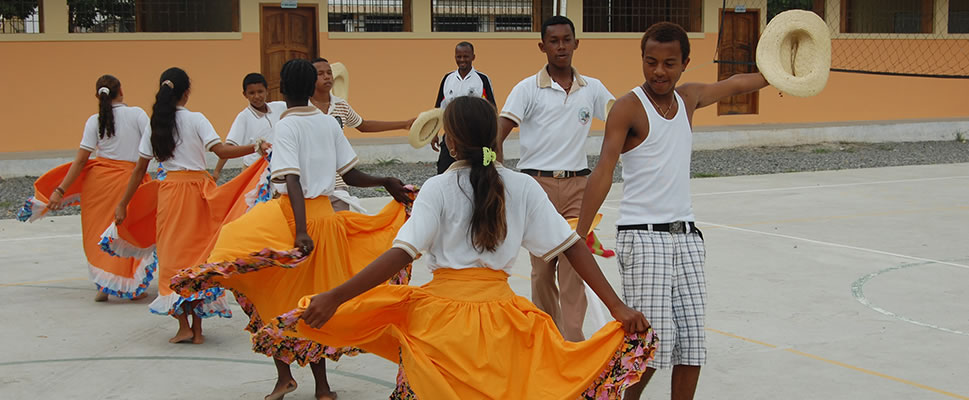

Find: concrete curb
2;118;966;178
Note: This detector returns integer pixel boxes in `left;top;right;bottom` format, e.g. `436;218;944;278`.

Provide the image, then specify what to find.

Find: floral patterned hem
17;194;81;223
578;329;659;399
89;253;157;299
251;307;364;366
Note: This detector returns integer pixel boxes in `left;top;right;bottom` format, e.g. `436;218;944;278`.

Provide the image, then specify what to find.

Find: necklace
642;84;674;119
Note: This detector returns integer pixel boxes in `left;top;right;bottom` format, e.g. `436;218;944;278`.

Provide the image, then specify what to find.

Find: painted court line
697;221;969;271
0;233;81;242
706;328;969;399
0;277;87;287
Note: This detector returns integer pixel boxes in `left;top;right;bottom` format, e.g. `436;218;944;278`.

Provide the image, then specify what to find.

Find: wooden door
261;5;318;101
718;9;759;115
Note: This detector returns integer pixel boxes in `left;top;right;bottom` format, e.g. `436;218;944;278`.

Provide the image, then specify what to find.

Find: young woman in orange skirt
19;75;156;302
113;67;272;344
171;59;414;400
258;96;659;399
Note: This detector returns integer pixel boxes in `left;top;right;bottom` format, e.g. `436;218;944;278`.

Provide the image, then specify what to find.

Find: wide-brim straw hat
756;10;831;97
408;108;445;149
330;62;350;100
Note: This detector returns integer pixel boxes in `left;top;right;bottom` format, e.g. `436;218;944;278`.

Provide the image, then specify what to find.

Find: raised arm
341;168;412;204
496;116;517;163
680;72;769;110
356;118;416;133
575;95;636;237
47;148;93;210
210;141;270;160
114;157;151;224
301;248;413;328
562;242;650;333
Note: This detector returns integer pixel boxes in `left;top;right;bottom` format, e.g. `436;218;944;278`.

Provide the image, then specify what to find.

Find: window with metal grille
0;0;42;33
582;0;702;33
328;0;408;32
767;0;824;22
951;0;969;33
67;0;239;33
432;0;539;32
842;0;933;33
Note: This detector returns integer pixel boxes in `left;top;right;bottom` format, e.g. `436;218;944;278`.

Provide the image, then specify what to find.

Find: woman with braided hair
170;58;415;400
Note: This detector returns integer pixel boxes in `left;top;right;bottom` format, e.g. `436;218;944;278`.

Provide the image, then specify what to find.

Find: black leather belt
617;221;697;234
520;169;592;179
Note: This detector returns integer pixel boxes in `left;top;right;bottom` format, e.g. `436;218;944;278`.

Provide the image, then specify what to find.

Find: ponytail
94;75;121;139
150;67;190;161
443;96;507;252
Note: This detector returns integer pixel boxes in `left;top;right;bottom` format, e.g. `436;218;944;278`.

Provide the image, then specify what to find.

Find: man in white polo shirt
430;41;496;174
497;16;614;341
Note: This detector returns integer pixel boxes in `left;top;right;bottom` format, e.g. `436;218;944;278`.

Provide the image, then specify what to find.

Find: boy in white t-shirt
212;73;286;180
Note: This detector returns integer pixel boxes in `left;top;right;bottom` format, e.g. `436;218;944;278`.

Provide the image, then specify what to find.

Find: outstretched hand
610;304;651;334
301;292;340;329
383;178;414;204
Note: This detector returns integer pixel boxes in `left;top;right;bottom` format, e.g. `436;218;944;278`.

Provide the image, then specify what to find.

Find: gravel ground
3;140;968;220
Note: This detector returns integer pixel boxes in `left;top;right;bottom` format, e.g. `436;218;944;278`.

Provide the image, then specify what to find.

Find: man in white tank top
576;22;769;400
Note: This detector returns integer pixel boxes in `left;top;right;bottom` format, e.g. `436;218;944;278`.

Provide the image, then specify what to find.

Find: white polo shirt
225;101;287;166
80;104;150;162
325;95;363;129
435;67;496;109
270;106;358;199
138;107;222;171
392;161;581;273
500;66;614;171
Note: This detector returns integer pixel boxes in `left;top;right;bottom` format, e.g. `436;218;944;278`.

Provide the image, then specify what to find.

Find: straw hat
756;10;831;97
330;62;350;100
408;108;445;149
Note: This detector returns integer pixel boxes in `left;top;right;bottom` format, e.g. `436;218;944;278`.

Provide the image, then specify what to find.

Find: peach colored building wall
1;0;967;154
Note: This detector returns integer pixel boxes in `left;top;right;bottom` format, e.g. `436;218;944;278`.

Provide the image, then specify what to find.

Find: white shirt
138;107;221;171
436;67;495;109
80;104;150;162
225;101;287;166
325;95;363;129
392;161;581;273
500;66;614;171
270;106;358;199
617;87;695;225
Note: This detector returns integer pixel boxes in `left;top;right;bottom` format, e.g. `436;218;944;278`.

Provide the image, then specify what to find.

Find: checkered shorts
616;228;707;369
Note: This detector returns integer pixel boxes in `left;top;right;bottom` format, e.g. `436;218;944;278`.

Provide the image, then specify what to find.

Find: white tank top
616;87;695;226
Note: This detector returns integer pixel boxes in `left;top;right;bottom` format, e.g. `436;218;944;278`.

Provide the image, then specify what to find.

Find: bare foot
265;379;297;400
316;391;337;400
169;328;194;344
94;292;109;302
192;334;205;345
131;292;148;301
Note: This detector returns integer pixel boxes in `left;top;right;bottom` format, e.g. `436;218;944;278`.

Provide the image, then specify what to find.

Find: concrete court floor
1;162;967;399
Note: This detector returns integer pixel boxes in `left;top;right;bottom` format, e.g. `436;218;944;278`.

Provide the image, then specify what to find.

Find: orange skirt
258;268;658;399
171;195;411;365
102;159;270;317
18;158;156;298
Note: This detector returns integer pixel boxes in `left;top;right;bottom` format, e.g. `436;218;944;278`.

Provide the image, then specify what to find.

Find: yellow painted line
0;277;87;287
510;273;531;281
705;327;777;348
706;328;969;399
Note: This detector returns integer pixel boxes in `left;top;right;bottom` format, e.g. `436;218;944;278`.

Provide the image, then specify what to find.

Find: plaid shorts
616;228;707;369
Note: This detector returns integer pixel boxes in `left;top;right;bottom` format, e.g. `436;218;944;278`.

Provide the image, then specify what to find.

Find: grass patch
957;132;967;143
0;201;13;209
374;158;402;166
812;148;831;154
693;172;721;178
